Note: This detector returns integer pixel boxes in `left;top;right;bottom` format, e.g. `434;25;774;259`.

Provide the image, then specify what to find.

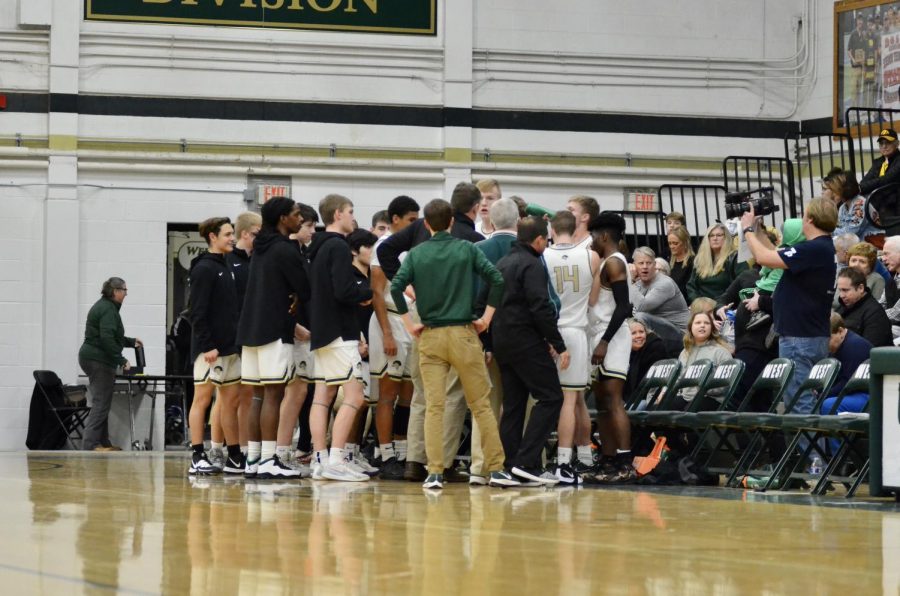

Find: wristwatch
742;226;755;235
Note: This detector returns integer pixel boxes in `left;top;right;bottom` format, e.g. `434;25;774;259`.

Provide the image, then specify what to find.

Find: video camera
724;186;780;219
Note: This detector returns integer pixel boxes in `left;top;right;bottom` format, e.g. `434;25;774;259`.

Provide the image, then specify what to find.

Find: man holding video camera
740;197;838;415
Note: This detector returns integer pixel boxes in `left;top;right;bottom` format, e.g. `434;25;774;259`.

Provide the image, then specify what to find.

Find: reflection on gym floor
7;453;899;595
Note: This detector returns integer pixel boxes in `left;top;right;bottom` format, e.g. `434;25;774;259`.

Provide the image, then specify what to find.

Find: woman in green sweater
78;277;141;451
686;223;748;304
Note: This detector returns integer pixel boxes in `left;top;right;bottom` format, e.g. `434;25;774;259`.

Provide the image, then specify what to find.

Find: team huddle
186;180;637;489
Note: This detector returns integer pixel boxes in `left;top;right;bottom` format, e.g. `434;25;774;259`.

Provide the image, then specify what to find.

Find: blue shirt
830;330;872;396
773;235;836;338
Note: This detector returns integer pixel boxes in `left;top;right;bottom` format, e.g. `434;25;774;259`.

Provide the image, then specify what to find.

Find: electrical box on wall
18;0;51;29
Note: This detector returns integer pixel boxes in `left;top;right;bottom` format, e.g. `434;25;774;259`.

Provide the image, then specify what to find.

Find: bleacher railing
784;130;852;208
615;209;667;256
722;155;797;225
845;106;900;175
657;184;728;237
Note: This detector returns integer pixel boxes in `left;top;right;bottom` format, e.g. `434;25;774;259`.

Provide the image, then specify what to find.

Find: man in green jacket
390;199;518;490
78;277;141;451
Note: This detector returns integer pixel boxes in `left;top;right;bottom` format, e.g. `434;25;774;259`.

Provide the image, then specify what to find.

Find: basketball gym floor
4;451;898;595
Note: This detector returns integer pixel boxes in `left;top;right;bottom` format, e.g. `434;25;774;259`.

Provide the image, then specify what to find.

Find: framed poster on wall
835;0;900;132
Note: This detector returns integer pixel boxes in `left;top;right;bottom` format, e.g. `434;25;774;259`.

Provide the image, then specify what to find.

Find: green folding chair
624;359;682;413
630;359;714;428
692;358;794;481
729;358;840;488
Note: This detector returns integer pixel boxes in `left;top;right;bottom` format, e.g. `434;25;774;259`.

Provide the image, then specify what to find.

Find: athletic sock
576;444;593;465
344;443;357;460
315;449;329;467
394;440;407;461
227;445;242;461
556;447;573;466
247;441;261;464
328;447;345;466
275;446;292;461
241;444;248;457
192;443;205;455
381;443;396;461
261;440;276;461
211;441;224;452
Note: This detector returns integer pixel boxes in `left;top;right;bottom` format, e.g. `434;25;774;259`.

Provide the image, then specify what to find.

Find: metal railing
844;107;900;175
784;131;852;206
722;156;797;224
657;184;729;237
615;209;667;256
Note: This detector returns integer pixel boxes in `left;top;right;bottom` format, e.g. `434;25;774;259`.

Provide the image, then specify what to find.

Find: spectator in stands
686;224;747;303
819;313;871;454
631;246;689;356
623;319;667;400
833;233;859;268
668;226;695;300
846;242;885;301
672;311;732;410
665;212;687;235
881;236;900;343
689;296;723;333
859;128;900;196
835;267;893;347
740;197;838;415
78;277;142;451
827;170;884;246
371;210;390;238
655;258;670;276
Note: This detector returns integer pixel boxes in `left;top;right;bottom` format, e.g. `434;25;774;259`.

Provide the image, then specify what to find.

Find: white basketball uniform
589;252;632;381
543;243;593;390
368;234;415;381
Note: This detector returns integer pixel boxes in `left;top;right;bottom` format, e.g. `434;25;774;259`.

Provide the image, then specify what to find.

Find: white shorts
557;327;590;391
368;313;413;381
313;338;365;386
241;339;292;386
193;353;241;386
290;340;315;383
589;324;631;382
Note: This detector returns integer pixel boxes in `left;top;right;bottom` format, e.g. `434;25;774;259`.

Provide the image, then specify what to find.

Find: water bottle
720;309;736;345
809;456;823;476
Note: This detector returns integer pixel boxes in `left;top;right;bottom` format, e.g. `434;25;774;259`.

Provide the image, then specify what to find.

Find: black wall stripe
1;92;804;139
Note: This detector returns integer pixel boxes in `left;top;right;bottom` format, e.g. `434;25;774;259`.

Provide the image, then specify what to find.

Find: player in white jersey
585;212;637;484
543;210;600;484
368;196;421;480
565;195;602;472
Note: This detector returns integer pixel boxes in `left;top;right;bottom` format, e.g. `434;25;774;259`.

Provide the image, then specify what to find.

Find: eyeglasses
708;233;726;239
116;288;128;293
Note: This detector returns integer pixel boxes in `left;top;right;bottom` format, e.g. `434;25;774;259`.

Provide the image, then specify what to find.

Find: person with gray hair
631;246;690;355
78;277;142;451
833;233;860;267
880;235;900;343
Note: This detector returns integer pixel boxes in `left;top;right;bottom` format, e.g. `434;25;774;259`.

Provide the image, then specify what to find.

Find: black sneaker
511;466;560;486
404;461;427;482
443;467;468;483
574;459;598;476
554;463;581;485
223;452;246;475
422;474;444;490
189;452;221;476
380;457;406;481
589;463;638;485
488;470;521;488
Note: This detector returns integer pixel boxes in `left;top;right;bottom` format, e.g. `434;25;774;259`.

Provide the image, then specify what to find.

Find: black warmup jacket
236;231;310;347
226;247;251;316
188;252;239;361
859;149;900;195
836;290;894;348
492;242;566;358
307;232;373;350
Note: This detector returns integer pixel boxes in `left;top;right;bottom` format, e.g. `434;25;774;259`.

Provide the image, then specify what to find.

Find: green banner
85;0;436;35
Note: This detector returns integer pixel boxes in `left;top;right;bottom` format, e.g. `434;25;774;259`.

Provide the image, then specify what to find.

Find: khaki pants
407;338;468;468
469;358;503;476
418;325;505;475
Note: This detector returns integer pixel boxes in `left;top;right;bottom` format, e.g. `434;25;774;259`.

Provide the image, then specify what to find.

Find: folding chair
690;358;794;482
629;359;714;429
729;358;840;488
667;359;746;448
624;359;682;415
30;370;91;450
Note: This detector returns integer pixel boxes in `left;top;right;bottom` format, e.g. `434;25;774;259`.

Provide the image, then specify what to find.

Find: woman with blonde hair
686;223;748;303
667;225;695;300
674;311;732;409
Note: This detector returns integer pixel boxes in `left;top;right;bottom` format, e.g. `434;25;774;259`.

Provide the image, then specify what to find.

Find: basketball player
476;178;502;238
307;194;373;482
187;217;242;476
586;213;636;484
236;197;310;479
369;196;420;480
565;195;601;472
543;210;600;484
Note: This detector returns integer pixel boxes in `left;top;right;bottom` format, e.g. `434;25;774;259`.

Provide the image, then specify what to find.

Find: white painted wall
0;0;817;449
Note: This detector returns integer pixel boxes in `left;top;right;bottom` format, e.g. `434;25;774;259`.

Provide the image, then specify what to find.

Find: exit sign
624;189;658;212
257;184;291;205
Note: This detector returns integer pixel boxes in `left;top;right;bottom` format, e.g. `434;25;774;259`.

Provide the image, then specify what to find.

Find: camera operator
740;197;838;415
859;129;900;195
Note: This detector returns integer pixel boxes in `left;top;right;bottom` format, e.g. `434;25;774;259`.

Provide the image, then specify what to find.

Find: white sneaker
257;455;301;480
244;457;259;479
208;447;226;470
283;452;312;478
322;462;370;482
348;456;379;477
469;474;488;486
311;461;325;480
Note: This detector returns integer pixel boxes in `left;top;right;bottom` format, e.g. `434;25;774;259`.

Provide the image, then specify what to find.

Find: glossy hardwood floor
3;452;899;595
